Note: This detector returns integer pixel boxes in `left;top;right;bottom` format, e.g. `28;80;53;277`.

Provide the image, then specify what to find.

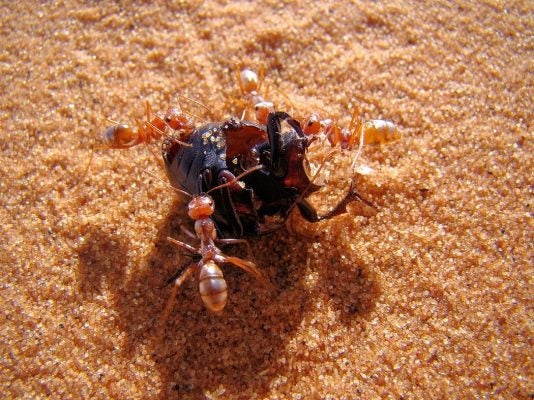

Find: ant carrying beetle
160;166;267;321
99;101;195;151
237;67;400;173
300;107;399;172
162;110;368;239
236;66;274;125
76;100;196;186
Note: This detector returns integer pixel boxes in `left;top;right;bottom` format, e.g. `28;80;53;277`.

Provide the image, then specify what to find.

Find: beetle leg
295;199;321;223
161;256;200;289
296;182;375;223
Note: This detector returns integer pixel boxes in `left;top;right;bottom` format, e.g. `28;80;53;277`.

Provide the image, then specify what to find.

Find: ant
236;66;399;183
236;66;275;125
236;67;399;169
301;106;399;172
99;101;195;150
76;101;196;187
160;165;268;322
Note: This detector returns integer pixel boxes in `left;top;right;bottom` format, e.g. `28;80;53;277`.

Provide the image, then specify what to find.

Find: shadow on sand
77;198;380;399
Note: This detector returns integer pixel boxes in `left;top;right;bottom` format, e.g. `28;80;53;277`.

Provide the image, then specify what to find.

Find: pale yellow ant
99;101;194;150
301;106;399;172
236;66;274;125
75;101;197;187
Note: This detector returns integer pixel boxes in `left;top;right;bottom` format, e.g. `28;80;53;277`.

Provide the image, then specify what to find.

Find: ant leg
143;140;164;168
180;225;198;241
160;263;196;326
271;85;297;115
167;236;198;255
257;65;265;93
144;100;152;125
348;107;360;133
73;145;96;188
326;123;343;147
223;255;268;284
216;238;253;260
349;123;365;173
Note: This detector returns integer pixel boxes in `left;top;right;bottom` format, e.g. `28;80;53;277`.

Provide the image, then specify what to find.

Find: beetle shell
162;113;324;238
162;119;265;238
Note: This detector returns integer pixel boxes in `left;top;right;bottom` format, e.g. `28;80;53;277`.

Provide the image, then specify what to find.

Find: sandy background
1;0;532;399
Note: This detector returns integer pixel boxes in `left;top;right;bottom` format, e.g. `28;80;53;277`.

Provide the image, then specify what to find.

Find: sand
0;0;532;399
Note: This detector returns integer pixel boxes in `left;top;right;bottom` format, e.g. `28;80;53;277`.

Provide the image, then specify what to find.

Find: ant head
164;107;194;131
302;113;321;136
254;101;274;126
188;195;215;220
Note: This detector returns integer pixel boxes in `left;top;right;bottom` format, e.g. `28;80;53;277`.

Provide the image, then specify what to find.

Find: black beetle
162;111;366;238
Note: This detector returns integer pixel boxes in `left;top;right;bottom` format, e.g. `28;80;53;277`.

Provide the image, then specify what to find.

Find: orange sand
0;1;532;399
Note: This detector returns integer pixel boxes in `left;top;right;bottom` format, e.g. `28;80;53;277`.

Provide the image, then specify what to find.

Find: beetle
162;111;367;239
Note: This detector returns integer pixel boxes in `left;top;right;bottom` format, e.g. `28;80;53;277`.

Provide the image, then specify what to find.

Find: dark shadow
76;225;130;299
84;197;380;399
107;198;315;398
315;247;381;324
287;203;381;326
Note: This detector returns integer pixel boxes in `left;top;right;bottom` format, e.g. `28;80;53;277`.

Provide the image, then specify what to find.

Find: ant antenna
178;94;214;120
207;165;263;194
145;120;192;147
107;117;121;126
143;169;194;199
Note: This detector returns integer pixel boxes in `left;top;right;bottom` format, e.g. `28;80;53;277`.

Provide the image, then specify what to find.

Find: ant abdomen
360;120;399;145
101;123;136;148
198;260;228;313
